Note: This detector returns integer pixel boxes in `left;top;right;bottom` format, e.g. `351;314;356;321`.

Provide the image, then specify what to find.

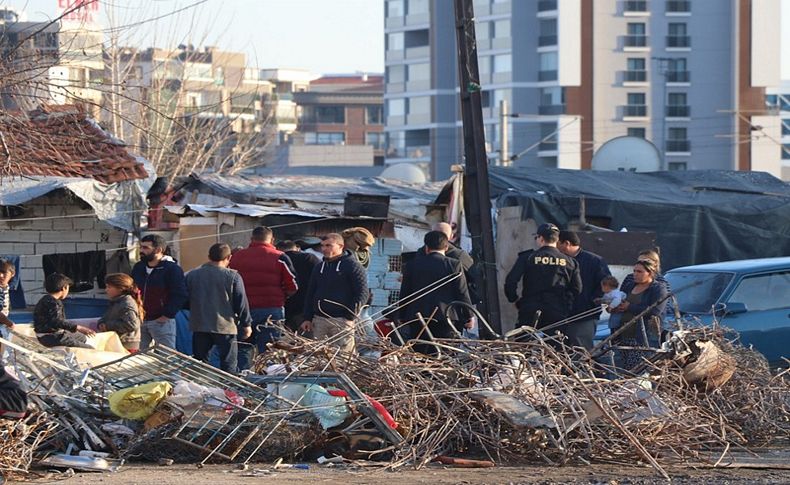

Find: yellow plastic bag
108;382;172;420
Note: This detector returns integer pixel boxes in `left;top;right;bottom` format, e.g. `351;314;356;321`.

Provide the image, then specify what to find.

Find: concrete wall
0;191;127;304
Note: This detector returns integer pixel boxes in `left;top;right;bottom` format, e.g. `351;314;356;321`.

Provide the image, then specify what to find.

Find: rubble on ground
1;321;788;481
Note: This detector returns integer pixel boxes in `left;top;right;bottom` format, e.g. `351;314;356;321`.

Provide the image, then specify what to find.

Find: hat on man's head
535;223;560;239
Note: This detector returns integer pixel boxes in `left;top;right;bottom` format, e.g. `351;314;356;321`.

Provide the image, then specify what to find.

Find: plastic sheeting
0;158;156;232
488;167;790;270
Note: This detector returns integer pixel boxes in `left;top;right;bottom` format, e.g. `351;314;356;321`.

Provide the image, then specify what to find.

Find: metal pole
500;99;509;167
453;0;502;336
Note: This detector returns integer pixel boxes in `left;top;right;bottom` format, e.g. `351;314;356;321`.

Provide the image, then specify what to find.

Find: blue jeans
140;318;177;349
237;307;284;371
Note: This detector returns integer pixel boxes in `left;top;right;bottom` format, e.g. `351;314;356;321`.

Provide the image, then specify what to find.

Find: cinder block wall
0;191;128;305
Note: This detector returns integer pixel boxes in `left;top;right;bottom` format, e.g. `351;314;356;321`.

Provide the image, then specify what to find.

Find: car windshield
664;271;734;314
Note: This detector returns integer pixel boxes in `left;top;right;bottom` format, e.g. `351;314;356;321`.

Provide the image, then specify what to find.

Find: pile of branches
253;324;790;476
0;414;55;480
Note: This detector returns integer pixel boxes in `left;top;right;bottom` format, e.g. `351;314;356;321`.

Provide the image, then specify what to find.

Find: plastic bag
108;382;172;420
302;385;351;429
167;380;244;410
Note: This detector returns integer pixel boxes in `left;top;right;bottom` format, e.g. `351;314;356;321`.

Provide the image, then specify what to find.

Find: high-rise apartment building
384;0;782;180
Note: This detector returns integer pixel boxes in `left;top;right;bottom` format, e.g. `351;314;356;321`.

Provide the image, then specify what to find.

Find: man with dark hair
300;233;369;354
131;234;188;349
186;243;252;373
34;273;94;348
230;226;298;370
398;230;473;354
557;230;612;350
276;240;320;331
505;223;582;340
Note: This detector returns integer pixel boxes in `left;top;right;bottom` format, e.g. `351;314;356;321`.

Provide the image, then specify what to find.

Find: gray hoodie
98;294;142;350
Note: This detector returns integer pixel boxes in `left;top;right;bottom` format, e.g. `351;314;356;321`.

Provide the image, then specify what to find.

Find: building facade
765;82;790;180
384;0;782;180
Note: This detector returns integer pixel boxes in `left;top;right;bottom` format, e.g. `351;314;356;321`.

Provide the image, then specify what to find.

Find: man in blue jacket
131;235;188;349
300;233;369;354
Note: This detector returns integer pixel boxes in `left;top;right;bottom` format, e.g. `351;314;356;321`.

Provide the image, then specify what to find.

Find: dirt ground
17;462;790;485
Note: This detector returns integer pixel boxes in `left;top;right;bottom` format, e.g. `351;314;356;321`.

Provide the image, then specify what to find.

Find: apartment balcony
538;34;558;47
387;145;431;159
666;35;691;48
537;0;557;12
538;70;558;81
623;70;647;82
666;70;690;83
666;0;691;13
666;139;691;152
624;35;648;48
538;140;557;152
624;1;648;14
623;105;648;117
538;104;566;115
665;105;691;117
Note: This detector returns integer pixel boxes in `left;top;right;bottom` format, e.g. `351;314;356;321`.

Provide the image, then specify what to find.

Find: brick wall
0;191;128;305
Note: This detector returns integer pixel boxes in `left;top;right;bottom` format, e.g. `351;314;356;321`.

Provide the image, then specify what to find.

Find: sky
1;0;385;75
1;0;788;79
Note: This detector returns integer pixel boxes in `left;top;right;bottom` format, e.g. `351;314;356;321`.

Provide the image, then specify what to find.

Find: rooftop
0;105;149;184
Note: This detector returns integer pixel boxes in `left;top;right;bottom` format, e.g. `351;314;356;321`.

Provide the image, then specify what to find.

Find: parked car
597;257;790;367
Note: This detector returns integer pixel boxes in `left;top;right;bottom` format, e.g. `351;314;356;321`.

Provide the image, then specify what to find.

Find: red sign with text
57;0;100;23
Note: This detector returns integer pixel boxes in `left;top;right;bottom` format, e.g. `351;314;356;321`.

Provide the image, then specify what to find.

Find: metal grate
388;255;402;273
387;290;400;306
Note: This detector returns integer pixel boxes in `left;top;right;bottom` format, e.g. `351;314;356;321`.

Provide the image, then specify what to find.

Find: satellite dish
380;163;427;183
591;136;662;172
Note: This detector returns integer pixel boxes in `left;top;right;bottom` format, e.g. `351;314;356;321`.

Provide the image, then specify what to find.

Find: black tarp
489;168;790;271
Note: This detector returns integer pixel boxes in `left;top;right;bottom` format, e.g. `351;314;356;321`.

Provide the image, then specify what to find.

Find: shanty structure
0;105;155;304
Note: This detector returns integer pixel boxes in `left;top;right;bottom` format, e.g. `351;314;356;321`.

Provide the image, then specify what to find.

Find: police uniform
505;225;581;331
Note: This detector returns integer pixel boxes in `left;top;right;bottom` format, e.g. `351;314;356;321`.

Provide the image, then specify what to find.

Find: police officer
504;223;582;338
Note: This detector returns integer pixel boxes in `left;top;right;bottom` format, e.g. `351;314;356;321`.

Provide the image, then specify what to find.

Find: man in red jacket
229;226;297;370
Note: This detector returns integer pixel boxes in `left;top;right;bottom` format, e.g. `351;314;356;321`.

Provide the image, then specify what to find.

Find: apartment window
625;93;647;117
538;51;557;80
493;53;512;73
304;106;345;124
666;0;691;13
539;122;558;151
537;0;558;12
366;106;383;124
407;62;430;81
666;92;689;117
624;1;648;12
478;55;491;75
538;19;558;46
668;162;687;170
386;65;405;83
667;23;690;47
477;20;491;39
404;29;429;48
782;144;790;160
34;32;58;49
492;89;511;108
387;0;404;17
305;132;345;145
366;132;386;149
493;19;511;39
782;120;790;136
388;98;406;117
626;58;646;82
538;87;565;114
667;58;689;82
625;23;647;47
627;127;646;138
407;0;429;15
408;96;431;115
666;127;690;152
387;32;404;51
480;90;491;108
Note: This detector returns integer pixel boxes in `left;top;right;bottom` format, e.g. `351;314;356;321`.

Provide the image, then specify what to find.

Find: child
0;259;16;334
600;275;627;330
33;273;94;348
98;273;144;352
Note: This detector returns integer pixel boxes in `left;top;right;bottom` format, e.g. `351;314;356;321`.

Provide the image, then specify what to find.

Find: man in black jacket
300;233;369;354
558;230;611;350
504;223;582;340
277;240;321;331
399;231;473;354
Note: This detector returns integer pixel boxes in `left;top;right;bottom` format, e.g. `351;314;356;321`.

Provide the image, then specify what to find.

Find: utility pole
453;0;501;336
499;99;509;167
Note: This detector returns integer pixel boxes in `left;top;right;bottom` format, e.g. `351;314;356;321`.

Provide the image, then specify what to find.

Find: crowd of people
0;221;671;377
